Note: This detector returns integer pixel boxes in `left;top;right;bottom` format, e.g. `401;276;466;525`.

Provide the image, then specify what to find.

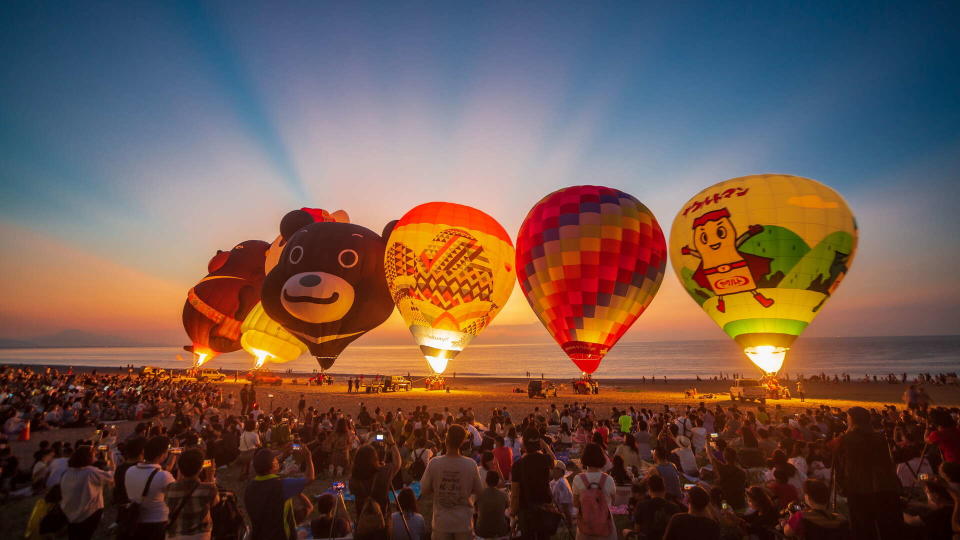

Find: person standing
796;380;805;402
245;445;315;540
348;378;354;394
236;419;260;481
836;406;903;540
511;428;559;540
60;445;114;540
164;449;219;540
124;436;177;540
297;394;306;420
239;385;249;416
572;443;617;540
420;425;484;540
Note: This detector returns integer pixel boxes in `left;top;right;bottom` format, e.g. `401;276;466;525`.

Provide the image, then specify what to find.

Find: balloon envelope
516;186;667;374
385;202;515;374
261;222;394;370
669;174;857;373
182;240;269;362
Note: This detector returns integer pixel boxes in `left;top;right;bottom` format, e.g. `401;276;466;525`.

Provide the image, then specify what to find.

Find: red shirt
596;426;609;444
493;446;514;481
769;481;799;508
928;428;960;463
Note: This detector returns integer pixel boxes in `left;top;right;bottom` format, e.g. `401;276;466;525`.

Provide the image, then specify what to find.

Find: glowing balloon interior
385;202;515;374
669;174;857;374
516;185;667;374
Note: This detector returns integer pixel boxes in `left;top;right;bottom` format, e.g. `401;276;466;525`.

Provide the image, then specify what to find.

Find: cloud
787;195;840;209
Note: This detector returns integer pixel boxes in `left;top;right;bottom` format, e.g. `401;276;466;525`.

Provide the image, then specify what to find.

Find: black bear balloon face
261;222;394;369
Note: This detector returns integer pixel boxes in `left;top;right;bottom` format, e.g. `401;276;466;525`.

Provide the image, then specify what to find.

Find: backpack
211;489;247;540
577;473;612;537
116;468;159;536
409;449;426;481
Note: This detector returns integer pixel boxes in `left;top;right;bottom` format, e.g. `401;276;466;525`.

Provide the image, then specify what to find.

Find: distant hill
0;330;158;348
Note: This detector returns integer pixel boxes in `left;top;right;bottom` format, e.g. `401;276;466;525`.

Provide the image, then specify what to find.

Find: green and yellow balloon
669;174;857;374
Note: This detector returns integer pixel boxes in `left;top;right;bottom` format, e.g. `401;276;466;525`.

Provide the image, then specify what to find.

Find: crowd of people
0;366;223;436
2;366;960;540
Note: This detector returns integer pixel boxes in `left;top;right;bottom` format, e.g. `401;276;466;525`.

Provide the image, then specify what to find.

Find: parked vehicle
245;369;283;386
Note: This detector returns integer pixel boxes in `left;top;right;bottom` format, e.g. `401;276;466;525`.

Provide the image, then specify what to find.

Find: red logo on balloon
715;276;749;290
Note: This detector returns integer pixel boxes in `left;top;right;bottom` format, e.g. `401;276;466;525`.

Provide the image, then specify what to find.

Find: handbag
116;468;159;534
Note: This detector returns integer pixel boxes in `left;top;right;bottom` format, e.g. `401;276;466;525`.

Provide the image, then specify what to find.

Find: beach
9;374;960;463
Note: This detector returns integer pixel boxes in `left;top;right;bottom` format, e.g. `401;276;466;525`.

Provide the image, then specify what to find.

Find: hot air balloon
669;174;857;374
516;186;667;375
241;208;349;368
183;240;270;365
384;202;515;374
261;221;394;370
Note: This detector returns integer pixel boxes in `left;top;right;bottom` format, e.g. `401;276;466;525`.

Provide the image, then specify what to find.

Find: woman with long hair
740;486;778;540
329;418;357;477
390;487;427;540
349;434;402;523
614;432;643;472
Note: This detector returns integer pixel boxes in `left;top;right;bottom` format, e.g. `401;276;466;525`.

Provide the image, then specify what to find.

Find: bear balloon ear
382;220;399;240
330;210;350;223
280;210;315;242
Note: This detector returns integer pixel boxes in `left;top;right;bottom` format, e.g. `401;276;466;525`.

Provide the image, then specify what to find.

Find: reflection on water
0;335;957;379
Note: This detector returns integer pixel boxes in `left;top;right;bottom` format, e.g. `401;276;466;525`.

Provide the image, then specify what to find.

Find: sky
1;1;959;347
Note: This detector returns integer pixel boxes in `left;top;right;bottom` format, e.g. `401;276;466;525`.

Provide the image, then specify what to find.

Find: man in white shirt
124;436;177;540
421;425;484;540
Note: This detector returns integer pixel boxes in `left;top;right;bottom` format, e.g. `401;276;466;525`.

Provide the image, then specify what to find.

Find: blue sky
1;1;958;344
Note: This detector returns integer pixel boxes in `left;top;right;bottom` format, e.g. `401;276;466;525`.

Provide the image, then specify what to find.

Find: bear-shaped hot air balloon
260;222;394;370
670;174;857;374
241;208;349;368
183;240;270;364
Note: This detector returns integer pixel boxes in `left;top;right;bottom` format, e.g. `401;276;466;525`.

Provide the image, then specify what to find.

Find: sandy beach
10;374;959;462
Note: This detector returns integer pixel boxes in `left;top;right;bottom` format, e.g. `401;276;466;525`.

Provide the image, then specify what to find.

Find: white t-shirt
690;427;707;451
60;466;113;523
124;464;175;523
239;430;260;452
420;455;484;533
672;447;698;475
46;457;70;488
571;471;616;505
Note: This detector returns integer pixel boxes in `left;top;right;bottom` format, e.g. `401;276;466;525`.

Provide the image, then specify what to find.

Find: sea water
0;335;956;380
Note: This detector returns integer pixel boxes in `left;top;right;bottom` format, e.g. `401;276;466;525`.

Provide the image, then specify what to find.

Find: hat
522;427;541;443
552;460;566;471
676;435;691;448
252;448;280;475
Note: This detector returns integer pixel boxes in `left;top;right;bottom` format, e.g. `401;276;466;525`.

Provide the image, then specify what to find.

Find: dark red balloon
183;240;269;358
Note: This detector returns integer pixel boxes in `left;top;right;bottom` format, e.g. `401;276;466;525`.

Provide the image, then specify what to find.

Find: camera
375;433;385;441
97;445;108;452
169;447;183;455
683;483;695;491
332;481;345;492
710;433;719;439
292;443;302;451
920;473;930;481
203;459;213;468
789;503;802;513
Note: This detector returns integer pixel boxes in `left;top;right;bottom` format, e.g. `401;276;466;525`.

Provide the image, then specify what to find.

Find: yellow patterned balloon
669;175;857;373
385;202;515;374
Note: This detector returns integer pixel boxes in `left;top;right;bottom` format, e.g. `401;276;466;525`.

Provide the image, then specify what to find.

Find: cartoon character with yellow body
680;208;774;313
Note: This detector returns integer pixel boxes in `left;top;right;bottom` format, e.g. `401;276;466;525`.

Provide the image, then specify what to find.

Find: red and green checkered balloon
516;186;667;374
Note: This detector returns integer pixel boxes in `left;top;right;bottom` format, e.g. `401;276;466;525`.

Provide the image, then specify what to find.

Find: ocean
0;335;957;380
